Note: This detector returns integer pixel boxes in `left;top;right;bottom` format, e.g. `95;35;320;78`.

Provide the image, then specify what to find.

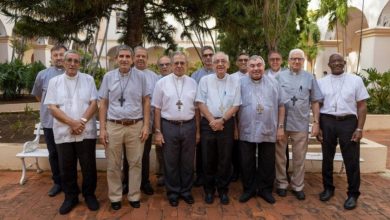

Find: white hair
288;48;305;59
212;52;229;64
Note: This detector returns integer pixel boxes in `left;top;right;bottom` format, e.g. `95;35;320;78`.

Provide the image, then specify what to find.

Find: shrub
0;59;27;99
358;68;390;114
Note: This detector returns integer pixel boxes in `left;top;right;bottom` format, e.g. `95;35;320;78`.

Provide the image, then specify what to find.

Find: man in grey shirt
275;48;323;200
99;45;150;210
31;44;67;197
238;55;285;204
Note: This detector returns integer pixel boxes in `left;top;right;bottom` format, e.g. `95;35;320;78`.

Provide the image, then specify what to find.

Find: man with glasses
154;55;173;187
191;46;215;187
230;52;249;182
45;50;99;214
196;52;241;205
275;48;323;200
32;45;67;197
99;45;150;210
152;52;199;207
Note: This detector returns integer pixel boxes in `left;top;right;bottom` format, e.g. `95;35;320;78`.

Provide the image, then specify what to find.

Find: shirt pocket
260;103;276;136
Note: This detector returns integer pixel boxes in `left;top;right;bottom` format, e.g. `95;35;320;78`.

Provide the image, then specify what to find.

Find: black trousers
162;119;196;199
43;128;61;185
320;114;361;197
122;134;153;187
239;141;275;194
56;139;97;200
201;118;234;194
195;142;203;179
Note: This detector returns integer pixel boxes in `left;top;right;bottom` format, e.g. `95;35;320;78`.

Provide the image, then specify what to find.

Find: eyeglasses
174;61;186;66
66;58;80;64
202;53;213;58
269;58;281;62
213;59;227;64
158;63;171;67
238;58;248;62
289;57;304;62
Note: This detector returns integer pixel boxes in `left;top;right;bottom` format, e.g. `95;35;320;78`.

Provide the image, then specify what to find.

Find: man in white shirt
317;53;369;210
196;52;241;205
45;50;99;215
152;51;199;207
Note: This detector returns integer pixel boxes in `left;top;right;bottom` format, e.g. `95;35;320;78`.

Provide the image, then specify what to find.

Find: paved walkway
0;102;40;113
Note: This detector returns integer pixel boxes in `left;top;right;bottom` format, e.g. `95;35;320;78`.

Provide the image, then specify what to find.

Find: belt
321;114;356;121
162;118;194;125
108;118;142;126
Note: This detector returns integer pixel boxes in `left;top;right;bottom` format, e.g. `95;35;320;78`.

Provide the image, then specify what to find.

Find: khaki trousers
106;121;144;202
275;131;308;191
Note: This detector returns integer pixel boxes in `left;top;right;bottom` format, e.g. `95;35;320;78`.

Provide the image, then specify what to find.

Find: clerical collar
65;72;78;80
215;73;227;81
291;71;300;76
270;69;280;75
56;67;64;72
330;72;345;78
173;73;185;80
251;78;262;84
119;69;131;76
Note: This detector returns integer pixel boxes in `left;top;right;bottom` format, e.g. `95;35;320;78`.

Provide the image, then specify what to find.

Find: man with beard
32;44;67;197
317;53;369;210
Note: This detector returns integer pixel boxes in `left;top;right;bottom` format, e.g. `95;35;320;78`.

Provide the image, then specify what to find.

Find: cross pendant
291;96;298;106
176;100;183;111
119;95;125;107
256;104;264;114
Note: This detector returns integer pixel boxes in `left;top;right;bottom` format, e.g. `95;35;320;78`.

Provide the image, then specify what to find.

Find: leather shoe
59;198;79;215
292;190;305;200
129;200;141;208
204;193;214;204
182;195;195;204
258;191;276;204
85;195;99;211
219;193;230;205
48;184;62;197
157;176;165;187
122;183;129;195
276;188;287;197
169;198;179;207
111;201;121;210
239;192;254;203
141;183;154;195
344;196;357;210
319;189;334;202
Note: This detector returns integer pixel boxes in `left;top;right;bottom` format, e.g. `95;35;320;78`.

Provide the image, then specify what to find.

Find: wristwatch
80;117;88;123
278;124;284;129
155;128;161;134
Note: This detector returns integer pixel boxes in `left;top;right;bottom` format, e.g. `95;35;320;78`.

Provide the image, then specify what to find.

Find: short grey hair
170;51;188;63
134;46;148;57
248;55;265;65
115;45;133;57
157;55;171;66
288;48;305;59
64;50;80;60
212;52;229;64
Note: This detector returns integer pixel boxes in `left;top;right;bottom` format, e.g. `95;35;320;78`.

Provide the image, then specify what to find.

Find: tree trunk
125;0;145;47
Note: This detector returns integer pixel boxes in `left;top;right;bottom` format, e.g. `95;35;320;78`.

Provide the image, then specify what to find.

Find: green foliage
81;65;106;89
358;68;390;114
0;59;45;99
188;61;203;75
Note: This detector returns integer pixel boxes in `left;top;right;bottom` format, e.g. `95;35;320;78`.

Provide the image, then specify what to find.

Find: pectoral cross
176;100;183;111
119;95;125;107
291;96;298;106
256;104;264;114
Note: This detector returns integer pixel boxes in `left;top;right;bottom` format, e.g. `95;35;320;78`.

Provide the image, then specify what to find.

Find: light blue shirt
238;75;285;143
31;66;64;128
191;67;214;84
98;68;149;120
278;69;323;132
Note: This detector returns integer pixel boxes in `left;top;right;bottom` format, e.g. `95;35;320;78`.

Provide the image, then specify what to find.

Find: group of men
32;44;369;215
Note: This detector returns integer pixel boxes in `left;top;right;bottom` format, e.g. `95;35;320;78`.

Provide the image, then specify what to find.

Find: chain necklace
172;74;185;111
64;73;79;106
216;77;227;113
118;69;131;107
251;78;264;114
330;74;346;112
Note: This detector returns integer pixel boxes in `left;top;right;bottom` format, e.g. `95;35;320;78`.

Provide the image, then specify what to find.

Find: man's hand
209;118;224;131
70;119;85;135
277;128;284;142
99;129;109;148
155;132;165;146
140;125;149;142
316;129;323;143
196;131;200;144
351;129;363;142
311;123;319;137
